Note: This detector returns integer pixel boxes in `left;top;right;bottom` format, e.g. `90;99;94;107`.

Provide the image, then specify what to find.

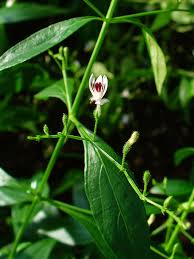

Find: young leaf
47;199;115;258
174;147;194;166
35;79;74;105
15;238;56;259
0;16;97;71
0;167;31;206
79;127;151;259
143;27;167;95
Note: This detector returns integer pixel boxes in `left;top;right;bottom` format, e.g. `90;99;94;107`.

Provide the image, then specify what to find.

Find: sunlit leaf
0;16;97;71
143;27;167;95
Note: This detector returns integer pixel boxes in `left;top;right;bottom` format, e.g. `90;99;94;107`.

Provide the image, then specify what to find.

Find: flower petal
95;75;103;85
89;74;95;94
102;75;108;96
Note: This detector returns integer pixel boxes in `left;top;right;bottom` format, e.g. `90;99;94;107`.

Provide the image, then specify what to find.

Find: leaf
0;16;97;71
47;199;114;258
15;238;56;259
35;79;74;105
0;167;31;206
78;127;151;259
174;147;194;166
0;3;68;24
179;77;193;109
150;179;193;197
143;27;167;95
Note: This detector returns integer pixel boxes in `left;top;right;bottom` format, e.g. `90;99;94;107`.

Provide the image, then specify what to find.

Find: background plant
0;0;193;258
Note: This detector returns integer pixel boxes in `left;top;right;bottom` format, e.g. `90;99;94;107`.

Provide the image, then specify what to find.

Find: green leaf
15;238;56;259
151;179;193;197
47;199;114;258
178;77;193;109
143;27;167;95
0;3;68;24
0;16;97;71
174;147;194;166
79;127;151;259
35;79;74;105
0;167;31;206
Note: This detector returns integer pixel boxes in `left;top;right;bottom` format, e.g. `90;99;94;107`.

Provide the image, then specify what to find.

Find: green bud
63;47;68;64
163;196;173;210
147;214;155;226
43;124;49;136
143;170;151;196
62;113;68;133
123;131;139;155
48;49;53;56
121;131;139;170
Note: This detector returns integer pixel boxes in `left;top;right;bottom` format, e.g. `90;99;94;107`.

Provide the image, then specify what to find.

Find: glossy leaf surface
0;17;96;71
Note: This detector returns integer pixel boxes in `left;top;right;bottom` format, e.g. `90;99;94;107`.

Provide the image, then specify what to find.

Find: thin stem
164;216;174;244
62;58;72;113
151;221;168;236
165;189;194;252
111;8;192;22
82;0;105;18
150;246;168;259
9;1;118;257
27;134;85;141
93;106;100;141
8;197;39;259
71;0;118;116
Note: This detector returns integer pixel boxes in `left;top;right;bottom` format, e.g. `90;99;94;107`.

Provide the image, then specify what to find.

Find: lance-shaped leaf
78;126;151;259
0;16;97;71
143;27;167;95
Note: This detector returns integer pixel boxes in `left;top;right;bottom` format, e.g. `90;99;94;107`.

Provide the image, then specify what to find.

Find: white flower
89;74;109;105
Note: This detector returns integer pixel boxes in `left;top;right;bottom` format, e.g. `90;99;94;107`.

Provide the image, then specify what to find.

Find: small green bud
43;124;49;136
147;214;155;226
143;170;151;196
48;49;53;56
121;131;139;170
163;196;173;210
63;47;68;63
123;131;139;155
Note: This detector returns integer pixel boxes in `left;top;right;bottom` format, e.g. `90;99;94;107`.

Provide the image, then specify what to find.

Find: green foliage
0;0;194;258
0;17;97;71
80;128;151;258
143;27;167;95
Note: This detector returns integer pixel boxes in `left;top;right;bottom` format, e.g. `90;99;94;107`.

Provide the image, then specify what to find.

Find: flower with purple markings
89;74;109;106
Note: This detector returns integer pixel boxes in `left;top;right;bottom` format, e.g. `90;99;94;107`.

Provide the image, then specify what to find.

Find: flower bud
163;196;173;210
123;131;139;155
43;124;49;136
143;170;151;196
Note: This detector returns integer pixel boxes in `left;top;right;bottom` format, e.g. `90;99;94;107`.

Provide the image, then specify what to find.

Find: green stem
165;189;194;252
164;216;174;244
62;58;72;113
27;134;85;141
150;246;168;259
9;1;118;258
111;8;192;23
71;0;118;116
82;0;105;18
93;106;100;141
